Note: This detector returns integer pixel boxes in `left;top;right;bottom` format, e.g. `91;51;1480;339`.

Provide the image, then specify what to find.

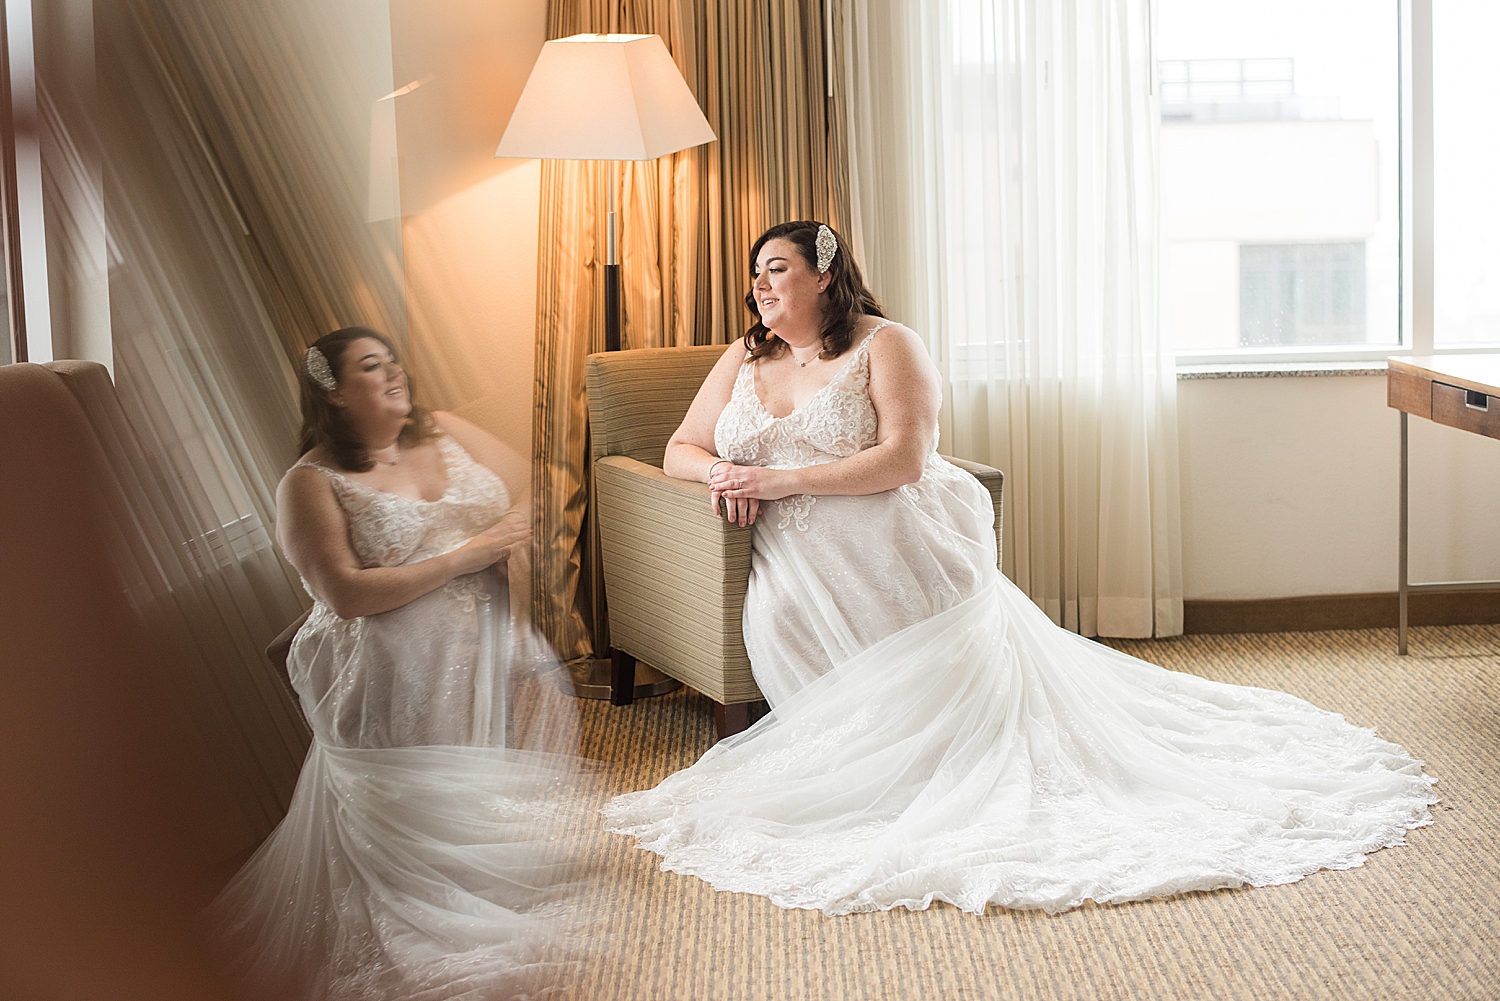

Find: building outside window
1240;242;1366;346
1162;0;1500;361
1159;0;1400;358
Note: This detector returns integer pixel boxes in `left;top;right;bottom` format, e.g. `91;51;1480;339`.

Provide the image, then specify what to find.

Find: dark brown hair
295;326;437;472
742;221;884;362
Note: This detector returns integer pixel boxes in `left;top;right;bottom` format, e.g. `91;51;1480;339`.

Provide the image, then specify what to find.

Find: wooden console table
1387;354;1500;653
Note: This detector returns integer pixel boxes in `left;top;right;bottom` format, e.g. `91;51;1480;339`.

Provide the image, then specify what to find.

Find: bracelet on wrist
708;458;731;479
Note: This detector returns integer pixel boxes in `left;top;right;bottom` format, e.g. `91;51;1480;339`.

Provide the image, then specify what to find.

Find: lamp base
566;656;680;700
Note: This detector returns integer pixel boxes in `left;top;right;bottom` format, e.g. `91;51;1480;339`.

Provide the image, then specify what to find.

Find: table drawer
1432;381;1500;440
1387;367;1433;418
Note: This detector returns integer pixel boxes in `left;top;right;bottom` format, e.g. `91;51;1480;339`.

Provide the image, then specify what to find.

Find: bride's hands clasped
451;510;530;575
480;509;530;550
709;462;796;527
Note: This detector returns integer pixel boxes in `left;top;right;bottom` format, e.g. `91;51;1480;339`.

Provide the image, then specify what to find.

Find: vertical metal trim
1396;0;1405;350
0;0;24;362
605;159;618;266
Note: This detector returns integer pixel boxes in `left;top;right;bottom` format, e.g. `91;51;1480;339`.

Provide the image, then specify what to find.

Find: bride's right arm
275;467;507;620
663;343;761;526
662;343;745;481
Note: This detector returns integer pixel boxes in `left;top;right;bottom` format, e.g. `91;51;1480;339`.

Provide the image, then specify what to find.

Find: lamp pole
605;161;620;351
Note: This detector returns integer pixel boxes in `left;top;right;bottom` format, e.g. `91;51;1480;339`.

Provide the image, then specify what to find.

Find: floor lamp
497;32;716;351
497;33;716;697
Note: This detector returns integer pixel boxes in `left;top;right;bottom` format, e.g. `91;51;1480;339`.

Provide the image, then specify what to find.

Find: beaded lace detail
294;433;509;572
714;322;890;531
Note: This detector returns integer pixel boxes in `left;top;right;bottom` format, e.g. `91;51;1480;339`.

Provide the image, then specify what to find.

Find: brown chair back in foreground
0;362;247;998
585;345;1004;739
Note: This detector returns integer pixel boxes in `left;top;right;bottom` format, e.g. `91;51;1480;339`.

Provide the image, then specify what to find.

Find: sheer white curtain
842;0;1183;637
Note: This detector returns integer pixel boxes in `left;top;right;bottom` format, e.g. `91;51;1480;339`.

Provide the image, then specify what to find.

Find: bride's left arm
712;324;941;501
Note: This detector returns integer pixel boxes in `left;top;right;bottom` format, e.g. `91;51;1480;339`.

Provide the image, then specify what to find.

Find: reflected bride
602;221;1438;916
208;327;589;999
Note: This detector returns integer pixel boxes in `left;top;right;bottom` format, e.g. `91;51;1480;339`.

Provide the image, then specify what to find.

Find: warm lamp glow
496;33;716;161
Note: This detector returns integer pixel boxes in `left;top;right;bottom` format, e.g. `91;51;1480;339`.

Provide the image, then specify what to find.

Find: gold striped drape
532;0;853;668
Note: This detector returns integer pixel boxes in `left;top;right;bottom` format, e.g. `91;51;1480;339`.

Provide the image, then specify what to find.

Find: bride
602;222;1438;916
209;327;585;1000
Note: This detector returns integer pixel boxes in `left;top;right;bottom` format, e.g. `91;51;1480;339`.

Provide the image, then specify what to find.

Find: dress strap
860;319;896;347
291;459;363;511
292;458;336;478
293;458;361;495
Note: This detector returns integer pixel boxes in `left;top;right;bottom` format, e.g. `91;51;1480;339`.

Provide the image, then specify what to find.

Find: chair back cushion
585;344;729;465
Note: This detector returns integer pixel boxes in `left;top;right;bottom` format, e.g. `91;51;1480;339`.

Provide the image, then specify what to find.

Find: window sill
1176;360;1389;380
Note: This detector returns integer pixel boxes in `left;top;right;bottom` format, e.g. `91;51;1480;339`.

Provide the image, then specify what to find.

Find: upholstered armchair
585;345;1006;739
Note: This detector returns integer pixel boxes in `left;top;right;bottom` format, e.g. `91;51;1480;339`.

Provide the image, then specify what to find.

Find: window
1433;0;1500;345
1159;0;1401;361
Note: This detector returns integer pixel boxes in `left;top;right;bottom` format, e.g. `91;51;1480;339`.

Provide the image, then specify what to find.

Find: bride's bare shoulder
716;338;750;367
700;339;752;391
865;320;940;403
278;448;336;497
863;315;914;338
866;319;929;361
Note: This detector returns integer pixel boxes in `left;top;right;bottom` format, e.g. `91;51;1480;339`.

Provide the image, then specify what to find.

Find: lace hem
603;775;1436;916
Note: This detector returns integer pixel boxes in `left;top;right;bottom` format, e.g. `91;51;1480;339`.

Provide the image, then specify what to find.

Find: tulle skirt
210;742;587;1000
208;572;592;999
604;573;1437;916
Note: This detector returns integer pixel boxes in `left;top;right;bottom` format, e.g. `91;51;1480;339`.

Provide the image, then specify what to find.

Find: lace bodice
714;322;890;472
294;433;509;573
714;322;905;531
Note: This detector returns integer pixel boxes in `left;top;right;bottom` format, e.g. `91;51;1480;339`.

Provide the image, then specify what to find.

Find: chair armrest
939;454;1004;570
593;456;760;704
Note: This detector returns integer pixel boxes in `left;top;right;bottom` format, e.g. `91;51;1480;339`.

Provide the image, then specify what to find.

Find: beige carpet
552;625;1499;1001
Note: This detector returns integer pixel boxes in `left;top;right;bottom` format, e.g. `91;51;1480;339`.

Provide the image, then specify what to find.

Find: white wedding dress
603;323;1438;916
209;434;585;1001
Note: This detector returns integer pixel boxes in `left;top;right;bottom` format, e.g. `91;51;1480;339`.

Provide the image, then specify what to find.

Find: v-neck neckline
749;322;890;420
300;437;455;504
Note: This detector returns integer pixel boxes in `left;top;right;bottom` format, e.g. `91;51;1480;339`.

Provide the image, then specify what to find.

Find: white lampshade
496;33;716;161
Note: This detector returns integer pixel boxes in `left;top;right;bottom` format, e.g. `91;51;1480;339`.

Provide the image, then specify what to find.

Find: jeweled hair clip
815;224;838;274
305;345;337;391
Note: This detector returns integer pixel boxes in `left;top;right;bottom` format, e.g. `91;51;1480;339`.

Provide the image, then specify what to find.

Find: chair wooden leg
610;649;636;706
714;701;751;739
